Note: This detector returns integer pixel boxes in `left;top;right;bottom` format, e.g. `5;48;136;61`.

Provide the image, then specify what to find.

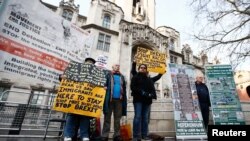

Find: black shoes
113;136;122;141
101;137;109;141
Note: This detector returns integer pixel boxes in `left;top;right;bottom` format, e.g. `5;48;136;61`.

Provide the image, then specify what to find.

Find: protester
130;64;157;141
195;75;211;130
131;60;164;124
131;60;163;83
101;64;127;141
63;57;96;141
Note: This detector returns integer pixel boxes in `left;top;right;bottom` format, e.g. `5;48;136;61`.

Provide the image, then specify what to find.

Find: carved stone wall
119;20;168;49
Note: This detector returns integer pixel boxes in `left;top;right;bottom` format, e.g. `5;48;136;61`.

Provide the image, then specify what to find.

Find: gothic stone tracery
119;20;168;49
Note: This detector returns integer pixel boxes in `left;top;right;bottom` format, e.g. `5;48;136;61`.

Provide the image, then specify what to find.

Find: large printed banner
169;64;207;140
0;0;94;88
135;47;166;74
205;65;245;125
53;79;106;117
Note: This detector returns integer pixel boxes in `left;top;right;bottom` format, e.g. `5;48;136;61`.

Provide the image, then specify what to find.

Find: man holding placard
60;57;96;141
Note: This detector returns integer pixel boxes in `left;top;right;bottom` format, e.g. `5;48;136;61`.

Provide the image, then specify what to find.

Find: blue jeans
133;102;150;138
64;114;90;138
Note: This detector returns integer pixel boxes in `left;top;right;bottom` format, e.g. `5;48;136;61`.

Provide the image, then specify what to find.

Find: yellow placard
53;79;106;118
135;47;166;74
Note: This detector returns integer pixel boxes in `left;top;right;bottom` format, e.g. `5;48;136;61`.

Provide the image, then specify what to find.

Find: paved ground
0;138;177;141
0;138;61;141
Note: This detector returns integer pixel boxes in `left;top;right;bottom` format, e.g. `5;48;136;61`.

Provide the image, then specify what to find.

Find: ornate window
169;39;175;50
102;15;111;29
97;33;111;52
133;0;141;7
170;55;178;64
62;9;73;21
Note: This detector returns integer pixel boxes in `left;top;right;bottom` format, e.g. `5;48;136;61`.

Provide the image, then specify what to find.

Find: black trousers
200;103;209;129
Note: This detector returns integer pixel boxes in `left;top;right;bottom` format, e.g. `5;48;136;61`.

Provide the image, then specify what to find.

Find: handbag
120;117;132;140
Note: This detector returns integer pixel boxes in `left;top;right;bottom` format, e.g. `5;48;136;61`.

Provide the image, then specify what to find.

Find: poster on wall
0;0;94;88
205;65;245;125
169;64;207;140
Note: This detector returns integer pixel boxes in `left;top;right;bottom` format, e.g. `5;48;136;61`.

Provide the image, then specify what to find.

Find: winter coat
195;82;211;107
103;71;127;116
131;72;156;105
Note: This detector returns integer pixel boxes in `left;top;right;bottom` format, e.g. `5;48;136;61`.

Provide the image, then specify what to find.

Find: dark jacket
103;71;127;116
195;82;211;107
131;72;156;105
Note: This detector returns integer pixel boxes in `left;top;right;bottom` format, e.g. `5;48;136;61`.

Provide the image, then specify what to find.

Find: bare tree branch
190;0;250;69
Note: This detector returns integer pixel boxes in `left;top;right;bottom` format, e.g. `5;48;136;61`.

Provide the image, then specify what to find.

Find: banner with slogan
135;47;166;74
0;0;94;88
205;65;245;125
53;79;106;117
169;64;207;140
95;55;108;69
53;61;107;117
64;61;106;87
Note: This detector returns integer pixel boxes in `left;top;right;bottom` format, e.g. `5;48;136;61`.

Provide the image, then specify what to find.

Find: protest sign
64;61;106;87
53;60;107;117
95;55;108;69
205;65;245;125
135;47;166;74
169;63;207;140
53;79;106;117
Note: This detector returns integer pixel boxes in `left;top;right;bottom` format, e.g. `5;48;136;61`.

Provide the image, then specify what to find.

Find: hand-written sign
135;47;166;74
53;79;106;117
64;61;106;87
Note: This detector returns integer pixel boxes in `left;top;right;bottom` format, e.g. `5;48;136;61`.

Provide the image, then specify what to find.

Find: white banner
0;0;93;88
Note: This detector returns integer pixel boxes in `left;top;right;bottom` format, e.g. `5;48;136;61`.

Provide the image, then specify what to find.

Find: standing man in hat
62;57;96;141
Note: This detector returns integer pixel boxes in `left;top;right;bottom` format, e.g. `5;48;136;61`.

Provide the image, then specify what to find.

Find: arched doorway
131;40;155;61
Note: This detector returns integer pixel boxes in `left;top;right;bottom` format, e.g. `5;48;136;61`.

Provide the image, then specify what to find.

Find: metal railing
0;90;250;138
0;90;64;138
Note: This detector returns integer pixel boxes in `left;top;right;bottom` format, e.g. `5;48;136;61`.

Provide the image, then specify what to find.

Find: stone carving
120;20;168;48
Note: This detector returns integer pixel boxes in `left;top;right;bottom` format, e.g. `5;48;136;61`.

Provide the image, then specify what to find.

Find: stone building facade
234;71;250;101
36;0;212;136
0;0;212;137
39;0;209;99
